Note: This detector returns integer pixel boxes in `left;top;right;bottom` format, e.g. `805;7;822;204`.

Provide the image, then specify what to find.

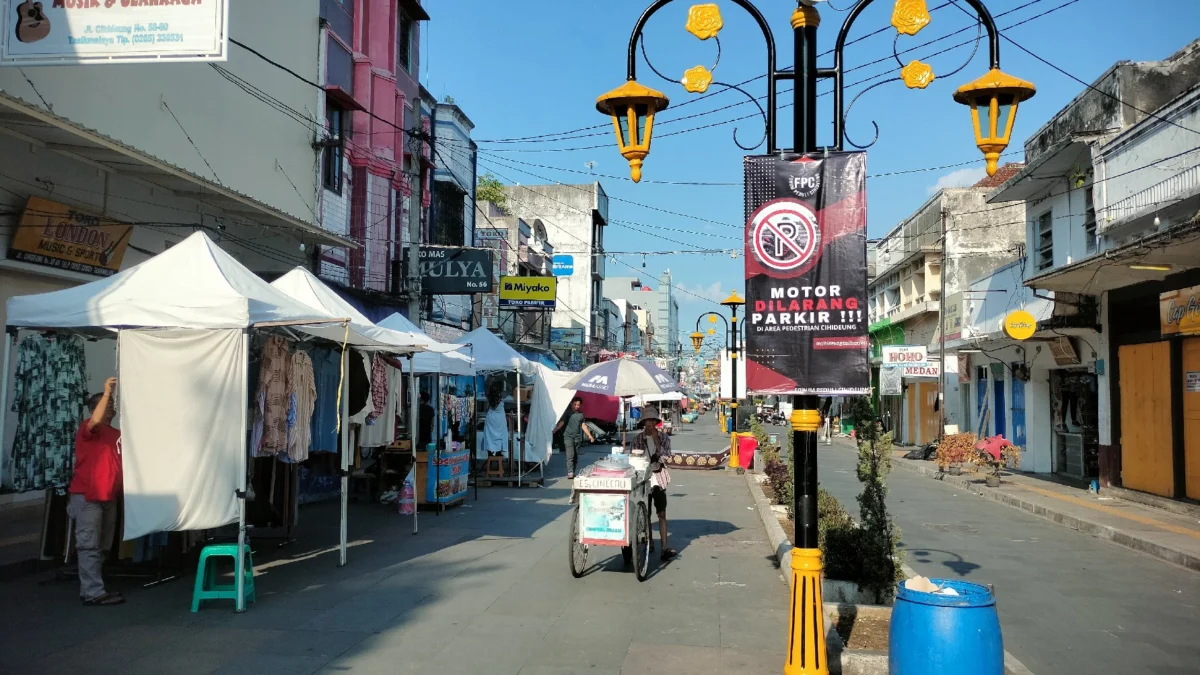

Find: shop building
0;0;351;494
867;183;1025;446
984;39;1200;498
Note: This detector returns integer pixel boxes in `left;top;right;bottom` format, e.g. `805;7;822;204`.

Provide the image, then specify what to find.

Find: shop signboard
744;152;870;395
1;0;228;66
578;492;627;545
1003;310;1037;341
943;292;964;341
1186;371;1200;393
882;345;927;366
417;247;493;294
551;254;574;276
426;447;469;504
879;366;902;396
550;327;585;348
1160;284;1200;337
7;196;132;276
499;275;557;309
901;363;940;379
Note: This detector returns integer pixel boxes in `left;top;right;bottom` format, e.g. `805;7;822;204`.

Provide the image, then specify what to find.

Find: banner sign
550;327;585;348
882;345;927;366
417;247;492;295
744;153;870;395
943;292;964;341
902;363;940;379
551;254;574;276
958;353;973;383
1161;284;1200;337
1;0;228;66
499;275;556;309
879;365;902;396
7;196;132;276
579;492;627;545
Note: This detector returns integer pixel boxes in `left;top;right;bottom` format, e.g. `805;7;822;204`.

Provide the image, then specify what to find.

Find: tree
843;396;904;603
477;173;508;213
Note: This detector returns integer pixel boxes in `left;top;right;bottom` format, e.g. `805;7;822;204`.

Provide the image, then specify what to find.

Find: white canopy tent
377;313;475;376
631;391;686;406
0;232;352;611
525;363;576;467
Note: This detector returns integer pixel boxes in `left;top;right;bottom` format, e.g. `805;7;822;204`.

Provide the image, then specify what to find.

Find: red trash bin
738;435;759;470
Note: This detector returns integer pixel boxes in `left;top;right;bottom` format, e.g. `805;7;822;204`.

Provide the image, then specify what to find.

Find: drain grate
922;523;979;534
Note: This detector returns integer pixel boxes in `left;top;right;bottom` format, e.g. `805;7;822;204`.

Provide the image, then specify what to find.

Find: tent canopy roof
455;327;533;374
5;232;343;331
377;313;474;374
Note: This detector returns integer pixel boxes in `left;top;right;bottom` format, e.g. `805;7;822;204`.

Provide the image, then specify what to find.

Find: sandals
82;592;125;606
660;549;678;561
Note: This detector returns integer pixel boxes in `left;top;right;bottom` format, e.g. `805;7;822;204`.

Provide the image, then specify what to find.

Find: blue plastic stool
190;543;255;612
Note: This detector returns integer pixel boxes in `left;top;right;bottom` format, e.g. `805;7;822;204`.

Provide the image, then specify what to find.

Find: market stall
0;233;403;610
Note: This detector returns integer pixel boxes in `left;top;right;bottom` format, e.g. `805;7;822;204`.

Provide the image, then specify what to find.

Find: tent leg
409;356;418;535
339;348;350;567
0;332;13;489
236;332;250;613
516;372;522;488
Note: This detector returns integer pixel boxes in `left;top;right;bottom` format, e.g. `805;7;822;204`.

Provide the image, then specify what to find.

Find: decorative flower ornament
681;65;713;93
901;60;935;89
686;3;723;40
891;0;931;36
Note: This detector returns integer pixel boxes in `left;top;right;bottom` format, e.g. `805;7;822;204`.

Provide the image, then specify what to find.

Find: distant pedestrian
554;396;595;479
68;377;124;606
630;406;677;561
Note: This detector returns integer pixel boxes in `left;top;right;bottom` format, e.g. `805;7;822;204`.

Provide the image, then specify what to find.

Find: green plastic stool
190;543;255;612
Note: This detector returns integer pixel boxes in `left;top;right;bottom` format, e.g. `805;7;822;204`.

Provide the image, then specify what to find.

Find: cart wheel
633;502;652;582
568;503;587;578
621;546;632;565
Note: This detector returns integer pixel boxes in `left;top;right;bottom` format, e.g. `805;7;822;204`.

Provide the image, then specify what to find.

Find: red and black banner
743;152;870;395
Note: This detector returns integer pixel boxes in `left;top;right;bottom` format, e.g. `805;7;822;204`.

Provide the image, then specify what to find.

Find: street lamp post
601;2;1033;673
692;291;745;470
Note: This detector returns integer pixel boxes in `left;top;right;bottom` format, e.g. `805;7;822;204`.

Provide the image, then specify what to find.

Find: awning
0;92;351;248
1025;217;1200;293
988;137;1093;204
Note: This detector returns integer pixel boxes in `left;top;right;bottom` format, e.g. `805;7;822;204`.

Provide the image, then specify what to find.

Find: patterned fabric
287;351;317;462
629;431;672;491
367;355;388;423
10;334;88;493
256;335;291;455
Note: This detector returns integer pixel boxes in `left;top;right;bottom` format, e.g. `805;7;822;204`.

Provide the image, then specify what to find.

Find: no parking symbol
749;198;821;272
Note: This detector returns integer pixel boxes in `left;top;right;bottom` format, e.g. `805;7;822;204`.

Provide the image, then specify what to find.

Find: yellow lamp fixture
720;291;745;309
596;80;670;183
953;69;1036;176
690;331;705;353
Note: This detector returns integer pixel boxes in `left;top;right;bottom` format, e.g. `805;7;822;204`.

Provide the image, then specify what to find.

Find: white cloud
927;166;987;195
680;281;727;303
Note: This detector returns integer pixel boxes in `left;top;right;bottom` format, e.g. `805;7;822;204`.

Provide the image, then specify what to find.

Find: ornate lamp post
692;290;746;468
600;2;1033;674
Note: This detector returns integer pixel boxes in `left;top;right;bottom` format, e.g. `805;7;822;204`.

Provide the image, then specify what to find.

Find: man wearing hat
630;406;677;561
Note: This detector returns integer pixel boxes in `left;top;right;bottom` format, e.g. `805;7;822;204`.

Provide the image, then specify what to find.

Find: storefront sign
882;345;927;365
499;275;557;308
1;0;228;66
551;254;574;276
474;227;508;330
1003;310;1037;341
426;448;469;503
902;363;940;379
550;327;584;348
1186;371;1200;393
417;247;493;294
578;492;627;545
943;292;964;341
744;152;870;395
1160;284;1200;337
7;196;132;276
879;366;902;395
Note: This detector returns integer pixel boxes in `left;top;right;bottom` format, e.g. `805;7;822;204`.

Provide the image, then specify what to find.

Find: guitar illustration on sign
14;0;51;43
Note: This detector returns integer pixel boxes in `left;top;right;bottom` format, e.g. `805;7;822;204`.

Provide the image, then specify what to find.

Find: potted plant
935;433;976;474
974;436;1021;486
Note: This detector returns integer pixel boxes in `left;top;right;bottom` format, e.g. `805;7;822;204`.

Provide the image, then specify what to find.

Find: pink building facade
317;0;430;294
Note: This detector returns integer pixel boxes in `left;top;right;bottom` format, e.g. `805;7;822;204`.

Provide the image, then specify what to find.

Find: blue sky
425;0;1200;344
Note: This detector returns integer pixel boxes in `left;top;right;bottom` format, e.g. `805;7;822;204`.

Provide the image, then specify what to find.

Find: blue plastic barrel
889;579;1004;675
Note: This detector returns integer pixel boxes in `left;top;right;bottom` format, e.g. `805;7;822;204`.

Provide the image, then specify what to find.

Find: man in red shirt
67;377;124;606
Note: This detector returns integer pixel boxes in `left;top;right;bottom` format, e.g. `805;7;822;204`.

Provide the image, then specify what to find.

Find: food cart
568;456;652;581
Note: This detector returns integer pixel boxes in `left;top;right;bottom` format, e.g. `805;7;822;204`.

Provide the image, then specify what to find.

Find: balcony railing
1101;161;1200;230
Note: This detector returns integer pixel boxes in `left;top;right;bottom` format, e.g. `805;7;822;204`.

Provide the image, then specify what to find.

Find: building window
431;181;465;246
1036;210;1053;271
1083;188;1097;254
323;104;345;194
397;9;414;74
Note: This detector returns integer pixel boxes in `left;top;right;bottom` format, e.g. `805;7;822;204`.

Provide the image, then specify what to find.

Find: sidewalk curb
743;471;1038;675
892;457;1200;573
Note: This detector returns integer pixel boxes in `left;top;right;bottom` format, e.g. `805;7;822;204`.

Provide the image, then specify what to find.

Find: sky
424;0;1200;346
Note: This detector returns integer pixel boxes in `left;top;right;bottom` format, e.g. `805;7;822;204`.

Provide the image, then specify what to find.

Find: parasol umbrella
562;359;680;398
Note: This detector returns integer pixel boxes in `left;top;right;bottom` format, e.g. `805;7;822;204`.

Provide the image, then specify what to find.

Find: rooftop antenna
585;161;597;174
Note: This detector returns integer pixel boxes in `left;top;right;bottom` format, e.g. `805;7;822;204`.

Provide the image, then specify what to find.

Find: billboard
7;196;132;276
882;345;927;366
743;153;870;395
1;0;228;65
417;247;493;295
499;276;556;309
551;255;574;276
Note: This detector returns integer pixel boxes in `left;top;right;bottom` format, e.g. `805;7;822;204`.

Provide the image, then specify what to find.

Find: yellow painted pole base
784;547;828;675
729;431;741;469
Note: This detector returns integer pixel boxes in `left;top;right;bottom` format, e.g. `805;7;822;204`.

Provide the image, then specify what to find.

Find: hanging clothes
348;350;374;425
255;335;291;455
367;354;388;424
308;348;342;453
10;334;88;493
360;364;400;448
287;350;317;462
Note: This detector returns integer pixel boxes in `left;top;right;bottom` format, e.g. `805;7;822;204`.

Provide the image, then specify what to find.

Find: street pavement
792;430;1200;675
0;417;790;675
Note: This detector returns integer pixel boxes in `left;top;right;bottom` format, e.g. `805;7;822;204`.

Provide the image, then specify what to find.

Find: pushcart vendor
630;406;677;561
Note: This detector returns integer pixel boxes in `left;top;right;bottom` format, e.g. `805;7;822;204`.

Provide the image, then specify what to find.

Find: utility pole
939;209;948;441
407;124;423;321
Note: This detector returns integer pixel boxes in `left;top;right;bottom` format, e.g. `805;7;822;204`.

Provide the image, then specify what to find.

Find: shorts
650;486;668;514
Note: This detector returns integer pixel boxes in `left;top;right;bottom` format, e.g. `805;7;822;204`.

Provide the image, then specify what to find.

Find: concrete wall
0;0;324;227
